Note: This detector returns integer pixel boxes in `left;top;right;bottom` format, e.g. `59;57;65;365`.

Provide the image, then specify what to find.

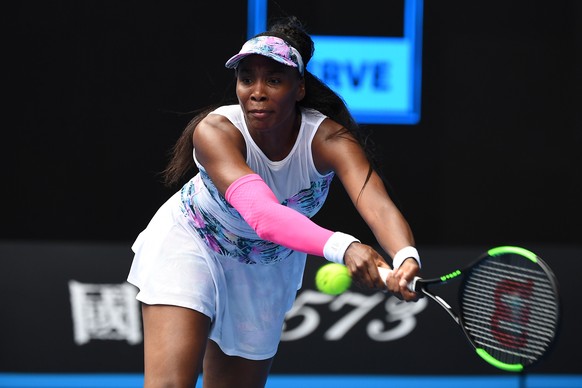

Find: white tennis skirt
127;192;308;360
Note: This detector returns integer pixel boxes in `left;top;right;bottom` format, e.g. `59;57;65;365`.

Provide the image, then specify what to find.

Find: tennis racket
378;246;560;372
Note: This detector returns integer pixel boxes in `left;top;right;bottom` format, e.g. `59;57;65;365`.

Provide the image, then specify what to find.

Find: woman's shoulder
196;106;244;140
310;113;344;140
200;104;244;129
300;107;335;137
209;104;242;118
300;106;326;120
194;108;246;162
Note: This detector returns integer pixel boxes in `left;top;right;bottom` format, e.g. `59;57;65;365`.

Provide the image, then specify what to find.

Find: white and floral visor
225;35;304;75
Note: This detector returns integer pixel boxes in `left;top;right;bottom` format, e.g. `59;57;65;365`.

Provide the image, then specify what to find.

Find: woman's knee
142;304;211;387
202;340;273;388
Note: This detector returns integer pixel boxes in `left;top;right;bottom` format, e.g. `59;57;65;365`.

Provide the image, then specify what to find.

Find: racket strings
460;257;559;366
463;278;558;333
463;305;553;359
462;292;557;339
464;261;559;315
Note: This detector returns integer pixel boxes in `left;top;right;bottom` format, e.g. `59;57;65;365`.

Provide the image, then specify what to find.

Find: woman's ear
296;78;306;102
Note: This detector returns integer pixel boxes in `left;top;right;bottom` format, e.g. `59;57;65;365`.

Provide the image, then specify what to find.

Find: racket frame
386;246;560;372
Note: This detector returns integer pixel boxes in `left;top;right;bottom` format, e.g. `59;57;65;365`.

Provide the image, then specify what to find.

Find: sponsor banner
248;0;423;124
0;242;578;374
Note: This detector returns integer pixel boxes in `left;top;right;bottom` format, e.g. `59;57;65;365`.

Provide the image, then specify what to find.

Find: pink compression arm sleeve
225;174;334;257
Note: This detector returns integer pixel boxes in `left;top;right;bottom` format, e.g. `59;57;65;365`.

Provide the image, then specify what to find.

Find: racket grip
377;267;419;292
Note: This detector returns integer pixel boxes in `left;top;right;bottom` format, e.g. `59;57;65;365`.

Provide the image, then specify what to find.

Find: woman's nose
250;81;267;101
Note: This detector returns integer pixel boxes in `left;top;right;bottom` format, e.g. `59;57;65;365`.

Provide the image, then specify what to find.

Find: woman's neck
250;110;301;161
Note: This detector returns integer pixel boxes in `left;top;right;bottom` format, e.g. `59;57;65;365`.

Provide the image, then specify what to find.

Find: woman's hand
342;242;393;292
383;258;421;301
344;243;420;301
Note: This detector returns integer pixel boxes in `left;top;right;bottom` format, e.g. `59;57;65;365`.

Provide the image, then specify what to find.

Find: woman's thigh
202;339;273;388
142;304;211;388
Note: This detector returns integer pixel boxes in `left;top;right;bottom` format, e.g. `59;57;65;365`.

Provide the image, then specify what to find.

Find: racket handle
377;267;419;292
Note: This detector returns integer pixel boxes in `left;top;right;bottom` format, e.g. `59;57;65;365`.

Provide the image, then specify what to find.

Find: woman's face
235;55;305;133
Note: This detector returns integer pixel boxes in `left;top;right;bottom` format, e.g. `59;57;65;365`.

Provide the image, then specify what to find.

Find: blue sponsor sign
247;0;423;124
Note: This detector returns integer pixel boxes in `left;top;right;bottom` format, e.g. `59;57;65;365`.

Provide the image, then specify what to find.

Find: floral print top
180;105;334;265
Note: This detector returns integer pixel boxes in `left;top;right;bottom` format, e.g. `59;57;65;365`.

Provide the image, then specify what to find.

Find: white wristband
392;246;421;269
323;232;360;264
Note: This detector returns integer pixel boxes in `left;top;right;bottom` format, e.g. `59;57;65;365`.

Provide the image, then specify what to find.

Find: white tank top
180;105;335;265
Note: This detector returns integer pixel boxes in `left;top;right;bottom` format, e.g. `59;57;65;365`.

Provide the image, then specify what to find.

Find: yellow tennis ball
315;263;352;295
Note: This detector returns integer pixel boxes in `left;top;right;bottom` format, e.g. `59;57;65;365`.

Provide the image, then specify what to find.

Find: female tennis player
127;15;422;388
